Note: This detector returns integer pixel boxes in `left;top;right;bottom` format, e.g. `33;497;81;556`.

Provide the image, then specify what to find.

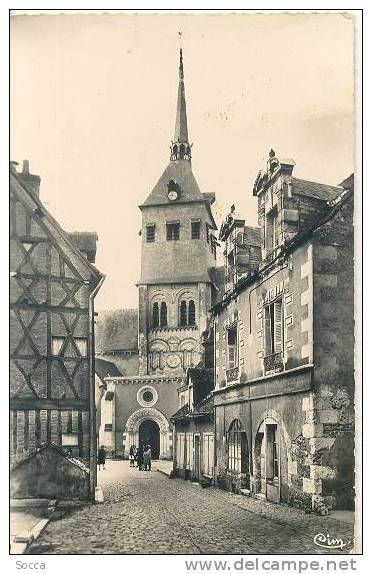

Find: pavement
26;460;355;555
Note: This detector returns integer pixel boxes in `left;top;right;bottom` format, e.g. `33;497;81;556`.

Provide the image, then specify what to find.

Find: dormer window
266;207;279;252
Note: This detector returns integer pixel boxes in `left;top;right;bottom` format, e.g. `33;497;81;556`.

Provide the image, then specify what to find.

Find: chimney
18;160;41;197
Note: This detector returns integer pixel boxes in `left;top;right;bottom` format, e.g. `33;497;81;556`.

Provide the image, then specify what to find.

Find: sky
10;12;354;311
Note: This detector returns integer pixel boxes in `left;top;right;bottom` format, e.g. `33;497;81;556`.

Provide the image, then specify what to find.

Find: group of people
129;443;152;471
97;443;152;472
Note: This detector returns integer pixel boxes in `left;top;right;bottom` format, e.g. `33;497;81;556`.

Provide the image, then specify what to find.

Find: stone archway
123;407;172;460
253;410;292;503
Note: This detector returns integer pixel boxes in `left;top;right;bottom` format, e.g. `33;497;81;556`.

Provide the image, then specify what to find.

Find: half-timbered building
10;160;104;495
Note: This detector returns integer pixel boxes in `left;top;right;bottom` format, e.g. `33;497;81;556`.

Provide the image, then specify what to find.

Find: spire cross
178;33;184;80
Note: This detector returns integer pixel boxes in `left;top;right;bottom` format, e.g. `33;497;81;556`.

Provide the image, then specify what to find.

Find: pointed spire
171;42;192;161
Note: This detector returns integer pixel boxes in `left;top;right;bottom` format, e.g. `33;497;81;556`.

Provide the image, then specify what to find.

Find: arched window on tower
180;300;187;326
160;302;168;327
152;303;159;328
173;144;178;156
188;300;196;325
179;144;185;159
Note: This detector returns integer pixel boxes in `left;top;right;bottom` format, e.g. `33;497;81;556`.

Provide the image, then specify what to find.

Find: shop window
266;424;279;482
176;433;185;468
146;224;155;242
203;433;214;477
264;298;283;356
186;433;194;470
227;419;242;473
166;222;180;241
160;302;168;327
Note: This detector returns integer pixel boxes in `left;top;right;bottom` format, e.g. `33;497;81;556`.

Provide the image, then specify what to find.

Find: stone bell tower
137;48;218;376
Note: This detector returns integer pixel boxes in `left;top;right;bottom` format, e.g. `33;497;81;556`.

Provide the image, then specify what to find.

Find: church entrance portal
139;419;160;459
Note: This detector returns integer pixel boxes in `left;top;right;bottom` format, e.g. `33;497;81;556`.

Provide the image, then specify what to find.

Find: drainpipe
88;274;105;501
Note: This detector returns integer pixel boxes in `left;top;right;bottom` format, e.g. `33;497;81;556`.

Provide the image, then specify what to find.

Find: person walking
129;444;136;467
137;444;144;470
143;444;152;471
97;445;106;471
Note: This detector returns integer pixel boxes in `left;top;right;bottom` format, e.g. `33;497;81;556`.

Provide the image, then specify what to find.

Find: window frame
264;296;283;357
166;221;180;241
160;301;168;327
152;302;160;328
227;419;242;473
227;324;238;370
191;220;201;239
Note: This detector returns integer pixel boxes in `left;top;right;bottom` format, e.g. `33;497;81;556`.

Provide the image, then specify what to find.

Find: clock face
168;190;178;201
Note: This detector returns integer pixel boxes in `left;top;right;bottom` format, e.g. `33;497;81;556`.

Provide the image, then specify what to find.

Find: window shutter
274;299;283;353
264;306;271;355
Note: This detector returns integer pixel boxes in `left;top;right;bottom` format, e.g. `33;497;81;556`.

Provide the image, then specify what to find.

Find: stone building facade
171;367;215;482
10;160;104;496
98;49;222;459
212;152;354;512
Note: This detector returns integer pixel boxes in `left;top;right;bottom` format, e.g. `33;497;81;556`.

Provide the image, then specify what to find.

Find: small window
266;207;279;251
191;221;201;239
180;300;187;326
264;298;283;356
104;423;113;432
188;300;196;326
166;222;180;241
75;337;88;357
52;337;65;356
146;224;155;242
152;302;160;328
227;325;238;369
160;302;168;327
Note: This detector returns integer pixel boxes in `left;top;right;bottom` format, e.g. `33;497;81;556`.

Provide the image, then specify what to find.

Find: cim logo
313;532;351;550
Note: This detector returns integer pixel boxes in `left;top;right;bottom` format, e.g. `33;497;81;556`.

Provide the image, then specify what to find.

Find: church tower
137;48;218;376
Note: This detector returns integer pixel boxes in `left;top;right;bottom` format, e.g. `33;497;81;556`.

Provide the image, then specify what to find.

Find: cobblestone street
27;461;354;555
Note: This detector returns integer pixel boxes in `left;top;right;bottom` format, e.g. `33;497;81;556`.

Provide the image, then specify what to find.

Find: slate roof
95;357;123;381
95;309;138;353
193;393;214;416
292;178;342;202
171;393;214;422
170;403;190;421
68;232;98;263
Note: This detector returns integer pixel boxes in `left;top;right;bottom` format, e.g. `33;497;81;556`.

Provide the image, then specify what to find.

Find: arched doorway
124;407;172;460
139;419;160;459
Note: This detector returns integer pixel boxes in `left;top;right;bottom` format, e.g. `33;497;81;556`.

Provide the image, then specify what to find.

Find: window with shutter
273;299;283;353
264;297;283;356
227;325;238;369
